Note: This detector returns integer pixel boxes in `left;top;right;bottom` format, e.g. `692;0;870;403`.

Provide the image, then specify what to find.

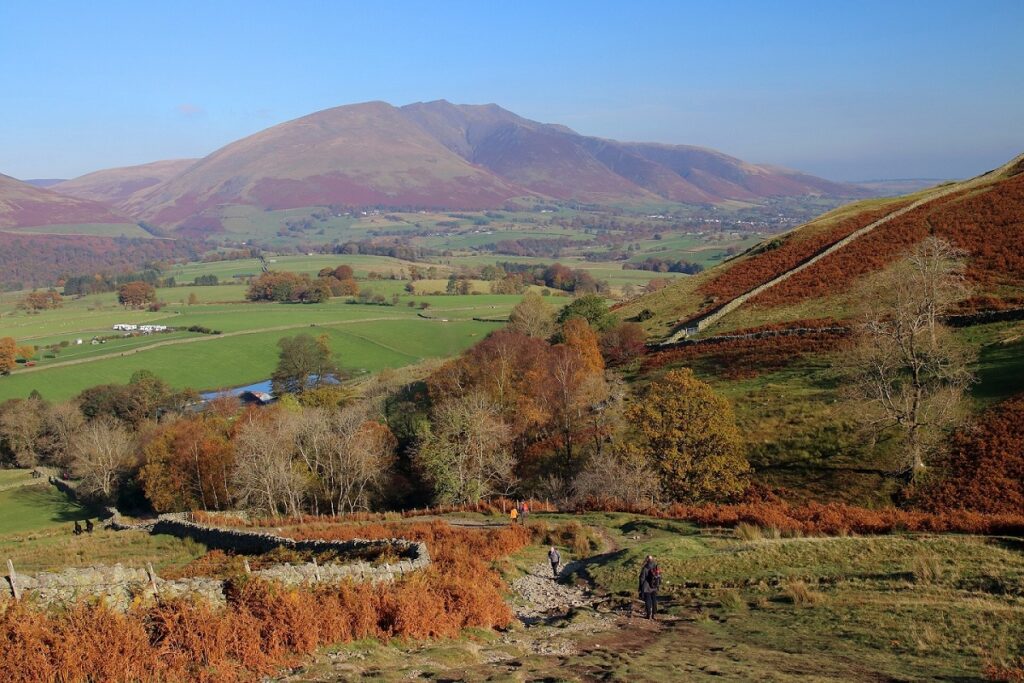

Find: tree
624;369;749;502
231;408;305;516
0;337;17;374
556;294;615;331
842;237;975;482
20;290;63;311
70;418;136;502
573;447;659;506
118;281;156;308
140;416;235;512
0;397;46;466
508;292;556;339
599;322;648;367
414;392;515;505
293;407;396;514
187;293;199;305
271;334;339;396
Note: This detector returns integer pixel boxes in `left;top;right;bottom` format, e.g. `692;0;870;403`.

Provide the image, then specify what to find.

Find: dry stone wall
4;512;430;610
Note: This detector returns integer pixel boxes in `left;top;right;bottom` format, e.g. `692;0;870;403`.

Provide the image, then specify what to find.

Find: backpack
649;567;662;591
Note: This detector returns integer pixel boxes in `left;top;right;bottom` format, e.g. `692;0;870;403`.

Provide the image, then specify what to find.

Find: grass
0;526;209;573
3;222;153;238
0;483;93;535
0;317;504;402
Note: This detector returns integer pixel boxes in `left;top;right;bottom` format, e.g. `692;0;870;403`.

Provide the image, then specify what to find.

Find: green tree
556;294;615;331
271;334;339;396
624;369;749;502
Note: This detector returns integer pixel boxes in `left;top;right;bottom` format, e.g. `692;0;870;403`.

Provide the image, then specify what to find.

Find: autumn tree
508;292;556;339
624;369;749;502
842;237;975;482
118;281;156;308
573;447;659;506
271;334;339;396
0;337;17;374
414;392;515;505
70;418;137;502
19;290;63;311
140;416;235;512
599;322;648;367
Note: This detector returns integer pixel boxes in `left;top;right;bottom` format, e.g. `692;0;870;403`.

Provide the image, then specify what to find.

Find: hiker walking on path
509;506;519;525
639;555;662;620
548;546;561;578
521;501;530;523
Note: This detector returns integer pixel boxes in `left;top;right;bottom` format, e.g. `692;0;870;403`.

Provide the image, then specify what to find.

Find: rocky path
511;561;595;621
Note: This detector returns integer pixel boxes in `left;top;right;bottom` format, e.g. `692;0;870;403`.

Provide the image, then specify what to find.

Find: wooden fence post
7;559;20;602
146;562;159;597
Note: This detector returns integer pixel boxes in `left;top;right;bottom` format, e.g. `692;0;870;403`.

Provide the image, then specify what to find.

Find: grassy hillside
619;153;1024;339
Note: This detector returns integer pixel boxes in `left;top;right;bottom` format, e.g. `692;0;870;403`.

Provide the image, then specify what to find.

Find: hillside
620;152;1024;340
0;173;136;231
121;102;531;233
109;100;866;234
401;100;866;204
52;159;197;205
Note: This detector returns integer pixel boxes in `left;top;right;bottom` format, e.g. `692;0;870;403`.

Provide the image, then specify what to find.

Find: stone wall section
3;512;430;609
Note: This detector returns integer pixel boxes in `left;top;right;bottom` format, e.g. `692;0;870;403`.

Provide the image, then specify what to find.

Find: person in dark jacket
548;546;561;578
639;555;661;619
85;519;94;533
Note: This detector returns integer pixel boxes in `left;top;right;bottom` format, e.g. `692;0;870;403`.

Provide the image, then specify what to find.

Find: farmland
0;274;520;401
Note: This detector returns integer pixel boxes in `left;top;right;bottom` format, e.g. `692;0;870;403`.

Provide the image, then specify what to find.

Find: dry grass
734;523;763;541
783;580;825;606
719;588;747;612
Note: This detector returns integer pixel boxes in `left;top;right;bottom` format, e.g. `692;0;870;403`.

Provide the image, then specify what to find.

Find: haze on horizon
2;0;1022;183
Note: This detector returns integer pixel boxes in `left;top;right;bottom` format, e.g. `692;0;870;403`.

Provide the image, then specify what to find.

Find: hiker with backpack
639;555;662;620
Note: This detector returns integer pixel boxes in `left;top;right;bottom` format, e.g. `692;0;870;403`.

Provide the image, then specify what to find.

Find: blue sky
2;0;1022;181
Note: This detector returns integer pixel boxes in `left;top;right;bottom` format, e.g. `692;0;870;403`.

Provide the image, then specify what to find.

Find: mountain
0;173;135;230
52;159;197;205
122;101;530;233
618;152;1024;340
112;100;865;233
400;100;865;204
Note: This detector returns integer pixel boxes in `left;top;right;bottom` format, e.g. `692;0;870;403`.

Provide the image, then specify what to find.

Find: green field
0;483;93;535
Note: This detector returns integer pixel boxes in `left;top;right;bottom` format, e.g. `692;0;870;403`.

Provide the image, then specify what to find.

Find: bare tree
231;410;306;517
843;237;975;482
70;419;136;501
293;406;396;515
414;392;515;504
508;292;556;339
573;447;659;507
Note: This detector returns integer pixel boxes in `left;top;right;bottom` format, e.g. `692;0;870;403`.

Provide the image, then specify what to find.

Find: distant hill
23;179;66;188
853;178;949;196
0;173;136;231
100;100;867;233
619;152;1024;340
52;159;197;205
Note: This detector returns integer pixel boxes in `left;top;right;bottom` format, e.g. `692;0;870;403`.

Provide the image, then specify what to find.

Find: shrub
783;580;824;606
719;589;747;612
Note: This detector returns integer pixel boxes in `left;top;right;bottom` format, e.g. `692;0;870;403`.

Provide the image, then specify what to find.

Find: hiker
85;519;94;533
521;501;530;523
73;521;83;535
548;546;561;578
639;555;662;620
509;505;519;525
